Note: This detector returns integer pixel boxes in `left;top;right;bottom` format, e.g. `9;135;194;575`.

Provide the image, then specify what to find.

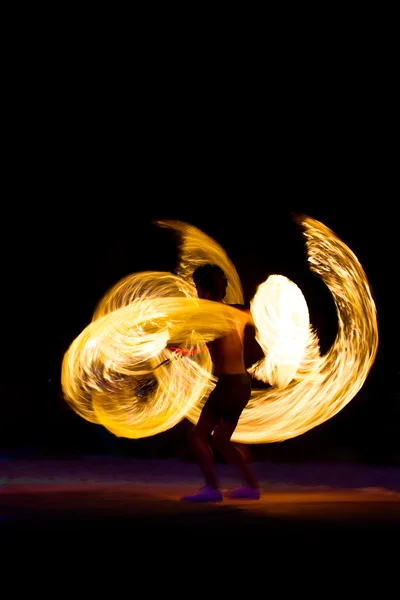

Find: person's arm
242;308;255;327
244;308;256;327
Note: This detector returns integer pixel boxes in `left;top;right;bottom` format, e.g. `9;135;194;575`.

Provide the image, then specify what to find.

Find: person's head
192;264;228;301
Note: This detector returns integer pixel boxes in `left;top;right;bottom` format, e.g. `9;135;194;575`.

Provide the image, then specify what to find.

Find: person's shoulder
229;303;254;327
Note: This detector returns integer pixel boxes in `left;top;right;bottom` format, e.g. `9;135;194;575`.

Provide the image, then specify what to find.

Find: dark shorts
202;373;252;427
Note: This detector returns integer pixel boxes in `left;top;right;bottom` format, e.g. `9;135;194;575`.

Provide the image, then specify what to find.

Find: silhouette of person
182;264;260;502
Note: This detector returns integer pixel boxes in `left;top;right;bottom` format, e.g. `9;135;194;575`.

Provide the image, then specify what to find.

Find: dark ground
2;457;399;552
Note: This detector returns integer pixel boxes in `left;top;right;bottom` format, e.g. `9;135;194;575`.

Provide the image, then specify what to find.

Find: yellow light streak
61;215;378;443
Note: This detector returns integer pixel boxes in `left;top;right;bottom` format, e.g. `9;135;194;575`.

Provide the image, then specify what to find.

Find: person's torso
208;303;248;376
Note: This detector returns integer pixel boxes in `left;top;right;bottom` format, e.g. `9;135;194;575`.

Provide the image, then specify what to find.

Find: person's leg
233;442;251;462
181;401;223;502
190;407;219;489
213;422;260;491
211;373;260;494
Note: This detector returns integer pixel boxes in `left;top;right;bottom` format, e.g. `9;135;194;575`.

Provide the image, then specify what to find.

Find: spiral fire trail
61;215;378;442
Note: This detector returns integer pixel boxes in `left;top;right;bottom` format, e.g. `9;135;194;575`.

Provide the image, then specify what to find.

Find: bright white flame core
249;274;318;388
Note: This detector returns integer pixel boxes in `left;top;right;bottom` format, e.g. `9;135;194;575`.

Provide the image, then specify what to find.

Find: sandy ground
1;456;399;585
1;457;399;536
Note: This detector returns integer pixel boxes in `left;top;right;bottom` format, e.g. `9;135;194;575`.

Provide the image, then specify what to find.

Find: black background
2;44;398;465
